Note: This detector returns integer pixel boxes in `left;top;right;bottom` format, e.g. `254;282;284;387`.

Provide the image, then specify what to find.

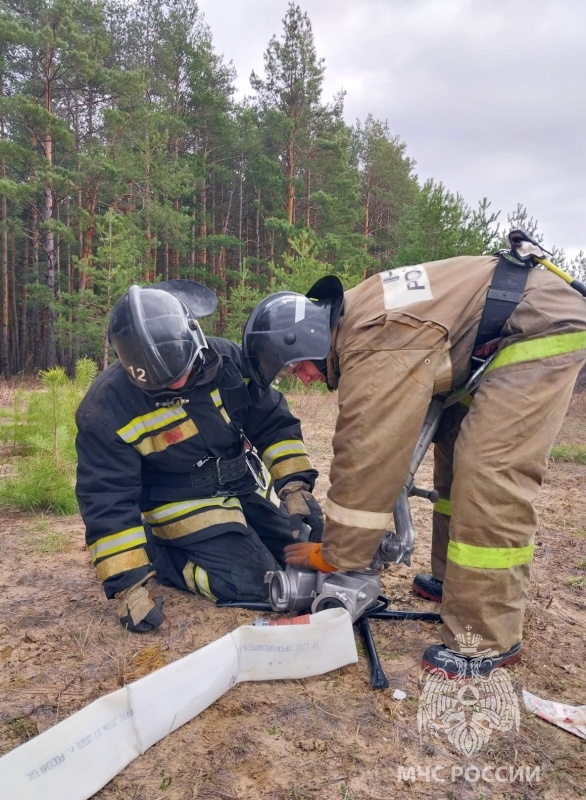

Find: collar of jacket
324;323;341;391
146;346;223;406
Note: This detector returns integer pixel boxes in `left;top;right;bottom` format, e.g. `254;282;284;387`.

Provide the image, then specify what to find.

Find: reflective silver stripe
144;496;243;524
210;388;230;423
254;464;273;499
195;565;217;600
325;498;392;530
117;406;187;444
262;439;308;470
89;526;146;562
294;296;306;322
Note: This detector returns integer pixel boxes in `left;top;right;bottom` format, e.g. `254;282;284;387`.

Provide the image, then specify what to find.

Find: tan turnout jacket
321;255;586;576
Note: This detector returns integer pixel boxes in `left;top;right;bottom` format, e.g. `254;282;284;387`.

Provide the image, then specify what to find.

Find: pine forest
1;0;584;376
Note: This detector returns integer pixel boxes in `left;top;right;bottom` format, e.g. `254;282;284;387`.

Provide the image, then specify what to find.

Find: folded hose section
0;608;357;800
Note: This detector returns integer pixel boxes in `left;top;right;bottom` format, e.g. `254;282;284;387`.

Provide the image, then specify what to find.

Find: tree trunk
287;138;295;224
42;46;57;366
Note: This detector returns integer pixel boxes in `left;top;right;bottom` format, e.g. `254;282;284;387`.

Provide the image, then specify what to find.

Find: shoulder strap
474;253;531;349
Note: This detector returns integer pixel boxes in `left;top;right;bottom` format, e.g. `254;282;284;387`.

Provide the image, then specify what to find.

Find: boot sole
411;583;442;603
421;647;522;679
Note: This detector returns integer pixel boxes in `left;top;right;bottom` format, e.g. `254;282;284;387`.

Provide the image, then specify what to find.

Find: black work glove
115;573;165;633
278;480;324;542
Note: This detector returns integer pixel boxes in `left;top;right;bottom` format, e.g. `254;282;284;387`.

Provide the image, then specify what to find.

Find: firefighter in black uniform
75;280;323;632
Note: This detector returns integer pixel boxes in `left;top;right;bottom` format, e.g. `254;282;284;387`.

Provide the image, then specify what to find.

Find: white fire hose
0;608;357;800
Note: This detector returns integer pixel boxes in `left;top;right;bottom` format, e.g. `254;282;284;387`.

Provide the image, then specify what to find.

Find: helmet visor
243;293;332;389
111;287;209;391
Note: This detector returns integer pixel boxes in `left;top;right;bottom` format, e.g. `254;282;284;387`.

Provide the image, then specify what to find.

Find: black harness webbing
473;253;531;351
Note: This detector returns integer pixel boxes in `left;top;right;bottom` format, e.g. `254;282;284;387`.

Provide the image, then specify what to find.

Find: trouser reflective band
182;560;217;600
448;540;535;569
486;330;586;373
433;497;452;516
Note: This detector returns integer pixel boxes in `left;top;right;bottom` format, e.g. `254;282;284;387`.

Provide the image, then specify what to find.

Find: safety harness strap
474;253;531;350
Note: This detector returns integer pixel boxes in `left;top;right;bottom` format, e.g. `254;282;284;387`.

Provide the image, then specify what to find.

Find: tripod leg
369;609;441;623
215;601;274;612
354;616;389;689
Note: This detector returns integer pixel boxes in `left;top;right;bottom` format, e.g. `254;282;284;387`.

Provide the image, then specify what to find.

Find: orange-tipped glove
283;542;338;572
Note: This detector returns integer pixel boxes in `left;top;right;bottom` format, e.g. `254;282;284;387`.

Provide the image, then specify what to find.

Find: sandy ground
0;389;585;800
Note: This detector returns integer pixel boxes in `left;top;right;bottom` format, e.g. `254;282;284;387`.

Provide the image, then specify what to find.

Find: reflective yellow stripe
117;406;188;443
147;507;246;540
90;526;146;561
448;540;535;569
459;394;474;408
182;561;197;593
144;496;242;524
325;497;392;530
253;463;272;498
262;439;308;470
195;565;217;600
486;331;586;374
434;497;452;516
266;486;280;507
134;419;198;455
270;455;313;480
210;388;231;423
181;561;217;600
95;548;149;580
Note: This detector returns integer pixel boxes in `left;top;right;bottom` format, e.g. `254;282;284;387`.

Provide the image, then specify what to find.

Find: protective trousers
145;491;296;603
432;349;585;653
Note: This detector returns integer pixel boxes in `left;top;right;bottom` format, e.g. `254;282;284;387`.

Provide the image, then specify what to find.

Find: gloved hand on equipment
278;480;324;542
284;542;337;572
115;572;166;633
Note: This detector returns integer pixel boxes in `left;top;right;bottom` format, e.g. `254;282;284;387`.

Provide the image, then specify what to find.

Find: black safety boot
421;642;523;678
412;573;443;603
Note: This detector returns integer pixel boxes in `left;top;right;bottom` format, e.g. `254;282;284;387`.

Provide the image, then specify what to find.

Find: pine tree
251;3;325;227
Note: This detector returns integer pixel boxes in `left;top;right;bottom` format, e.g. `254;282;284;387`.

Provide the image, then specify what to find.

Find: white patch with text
380;266;433;309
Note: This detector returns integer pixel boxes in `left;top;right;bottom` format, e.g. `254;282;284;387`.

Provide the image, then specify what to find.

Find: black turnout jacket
75;338;316;597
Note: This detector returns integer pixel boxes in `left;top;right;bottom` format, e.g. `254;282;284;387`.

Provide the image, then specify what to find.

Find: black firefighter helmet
108;280;217;391
242;275;344;389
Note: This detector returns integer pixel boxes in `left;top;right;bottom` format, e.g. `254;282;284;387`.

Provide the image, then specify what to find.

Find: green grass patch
0;454;79;514
564;576;586;589
550;444;586;464
0;360;97;515
4;716;38;744
23;516;77;554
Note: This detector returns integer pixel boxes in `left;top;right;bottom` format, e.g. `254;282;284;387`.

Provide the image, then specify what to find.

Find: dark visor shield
155;280;218;318
242;292;332;389
111;287;209;391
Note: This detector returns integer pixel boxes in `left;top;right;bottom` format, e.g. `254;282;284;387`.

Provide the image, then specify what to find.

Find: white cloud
198;0;586;254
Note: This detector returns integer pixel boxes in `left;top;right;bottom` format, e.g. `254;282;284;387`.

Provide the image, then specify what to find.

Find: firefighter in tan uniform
242;237;586;675
75;281;322;632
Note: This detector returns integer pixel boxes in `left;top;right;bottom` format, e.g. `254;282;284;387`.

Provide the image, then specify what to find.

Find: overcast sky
197;0;584;258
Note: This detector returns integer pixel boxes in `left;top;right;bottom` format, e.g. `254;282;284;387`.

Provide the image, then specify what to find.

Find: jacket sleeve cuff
274;470;317;494
308;544;338;573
